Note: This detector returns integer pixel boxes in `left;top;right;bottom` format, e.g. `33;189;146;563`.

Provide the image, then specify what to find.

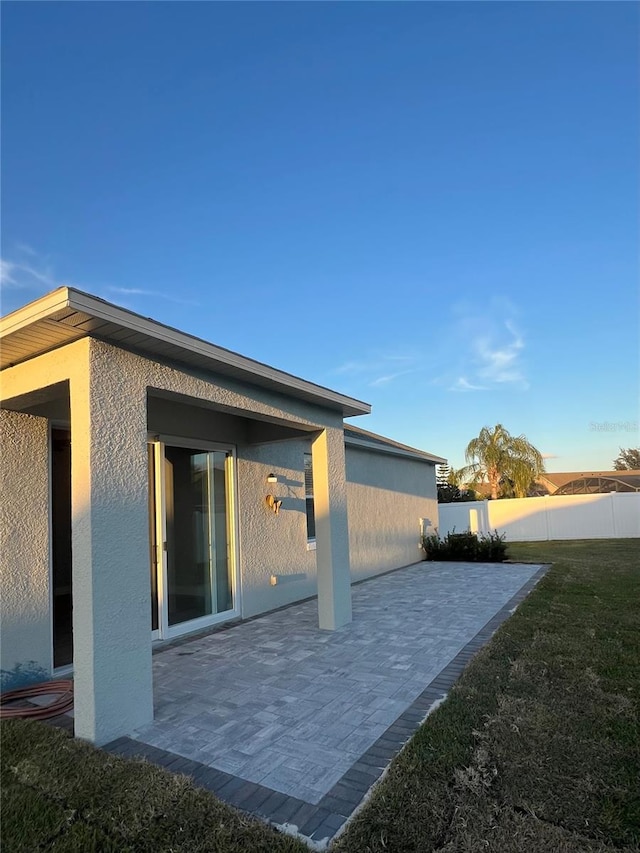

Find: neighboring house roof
465;482;491;497
0;287;370;418
469;470;640;497
540;470;640;495
344;424;446;465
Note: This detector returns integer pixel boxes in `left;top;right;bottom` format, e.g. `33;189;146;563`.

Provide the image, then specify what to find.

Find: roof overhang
0;287;371;418
344;425;446;464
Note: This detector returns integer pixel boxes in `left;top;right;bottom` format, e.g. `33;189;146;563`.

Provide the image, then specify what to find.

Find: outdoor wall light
266;474;282;514
266;493;282;515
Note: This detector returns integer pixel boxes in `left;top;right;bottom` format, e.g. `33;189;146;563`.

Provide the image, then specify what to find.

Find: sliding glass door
149;440;237;639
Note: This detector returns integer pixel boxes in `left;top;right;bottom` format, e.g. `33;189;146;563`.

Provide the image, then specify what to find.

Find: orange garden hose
0;680;74;720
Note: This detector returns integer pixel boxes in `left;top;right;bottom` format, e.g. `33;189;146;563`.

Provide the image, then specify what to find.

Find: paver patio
110;559;545;844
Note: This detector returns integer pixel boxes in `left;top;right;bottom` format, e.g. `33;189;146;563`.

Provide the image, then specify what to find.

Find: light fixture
266;494;282;515
265;473;281;514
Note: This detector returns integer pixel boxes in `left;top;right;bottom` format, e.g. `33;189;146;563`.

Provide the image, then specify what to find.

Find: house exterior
0;287;443;745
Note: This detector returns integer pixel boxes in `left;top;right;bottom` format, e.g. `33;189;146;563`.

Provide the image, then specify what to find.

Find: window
304;453;315;541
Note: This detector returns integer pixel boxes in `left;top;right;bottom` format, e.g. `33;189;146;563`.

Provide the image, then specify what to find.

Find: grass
335;539;640;852
2;539;638;852
1;718;308;853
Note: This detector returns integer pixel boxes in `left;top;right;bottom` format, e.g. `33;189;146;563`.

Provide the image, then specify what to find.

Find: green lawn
2;540;639;852
336;539;640;852
1;719;308;853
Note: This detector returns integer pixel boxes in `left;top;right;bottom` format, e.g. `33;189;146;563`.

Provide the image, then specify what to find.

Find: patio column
70;341;153;744
312;426;352;630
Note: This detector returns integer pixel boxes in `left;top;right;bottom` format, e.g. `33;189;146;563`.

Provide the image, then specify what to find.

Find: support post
312;427;352;630
70;344;153;744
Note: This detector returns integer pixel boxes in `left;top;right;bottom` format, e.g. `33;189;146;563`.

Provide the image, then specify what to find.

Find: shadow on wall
1;662;50;691
264;477;305;516
266;496;306;515
345;451;436;498
275;477;303;491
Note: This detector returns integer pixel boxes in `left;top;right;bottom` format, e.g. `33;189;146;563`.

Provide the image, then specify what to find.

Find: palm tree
465;424;544;500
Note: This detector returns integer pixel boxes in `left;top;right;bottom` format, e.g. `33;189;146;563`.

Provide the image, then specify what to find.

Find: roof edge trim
1;287;371;417
344;434;445;464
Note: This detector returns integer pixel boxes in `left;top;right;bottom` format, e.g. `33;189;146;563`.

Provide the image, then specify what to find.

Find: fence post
610;493;617;537
481;501;489;534
543;495;551;540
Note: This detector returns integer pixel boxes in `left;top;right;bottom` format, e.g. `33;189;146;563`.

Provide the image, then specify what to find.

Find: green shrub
421;534;446;560
421;529;507;562
444;531;479;560
476;529;508;561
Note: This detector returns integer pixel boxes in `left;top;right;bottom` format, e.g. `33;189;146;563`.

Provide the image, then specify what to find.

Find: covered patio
1;287;370;746
111;558;546;844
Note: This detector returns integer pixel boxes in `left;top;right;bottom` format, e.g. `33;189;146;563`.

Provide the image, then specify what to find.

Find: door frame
148;434;241;641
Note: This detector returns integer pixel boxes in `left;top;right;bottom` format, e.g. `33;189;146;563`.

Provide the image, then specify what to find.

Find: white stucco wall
1;336;346;628
345;445;438;581
237;440;318;618
0;409;51;689
80;341;350;683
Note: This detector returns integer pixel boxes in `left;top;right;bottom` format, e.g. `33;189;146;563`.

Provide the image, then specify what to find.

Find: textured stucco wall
69;342;154;743
0;409;51;689
100;341;347;625
2;336;346;614
237;440;318;618
345;445;438;581
2;339;349;436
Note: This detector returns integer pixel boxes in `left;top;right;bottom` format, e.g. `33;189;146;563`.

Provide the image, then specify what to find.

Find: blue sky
2;2;638;472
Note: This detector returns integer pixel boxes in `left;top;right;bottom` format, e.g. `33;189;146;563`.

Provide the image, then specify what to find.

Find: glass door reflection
149;443;234;636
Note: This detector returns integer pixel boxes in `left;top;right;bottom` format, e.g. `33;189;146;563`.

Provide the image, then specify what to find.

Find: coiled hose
0;680;74;720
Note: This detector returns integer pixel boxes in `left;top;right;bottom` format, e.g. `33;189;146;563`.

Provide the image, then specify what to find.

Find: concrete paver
132;560;543;806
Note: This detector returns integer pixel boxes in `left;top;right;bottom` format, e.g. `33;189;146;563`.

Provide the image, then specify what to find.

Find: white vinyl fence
437;492;640;542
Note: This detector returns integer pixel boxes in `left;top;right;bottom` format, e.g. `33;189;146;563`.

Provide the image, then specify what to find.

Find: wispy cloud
0;245;199;314
450;377;489;392
442;299;529;392
0;257;58;290
0;259;18;287
474;320;527;387
333;353;418;388
108;287;154;297
16;242;37;257
105;286;200;307
369;369;415;387
334;354;413;375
